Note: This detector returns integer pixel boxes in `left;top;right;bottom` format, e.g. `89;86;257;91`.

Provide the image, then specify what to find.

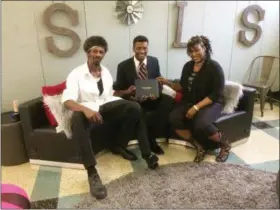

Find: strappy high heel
188;138;206;163
216;133;231;162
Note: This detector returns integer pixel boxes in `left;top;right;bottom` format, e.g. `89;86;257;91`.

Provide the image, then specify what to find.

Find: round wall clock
115;1;144;25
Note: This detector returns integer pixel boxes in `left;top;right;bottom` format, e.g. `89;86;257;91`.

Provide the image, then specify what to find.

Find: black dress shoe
144;154;159;169
111;147;138;161
151;144;164;155
88;172;107;199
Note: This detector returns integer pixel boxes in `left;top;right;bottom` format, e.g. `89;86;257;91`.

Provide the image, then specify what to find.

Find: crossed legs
169;103;231;162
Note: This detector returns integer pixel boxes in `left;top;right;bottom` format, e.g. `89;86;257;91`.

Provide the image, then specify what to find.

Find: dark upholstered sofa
19;86;256;166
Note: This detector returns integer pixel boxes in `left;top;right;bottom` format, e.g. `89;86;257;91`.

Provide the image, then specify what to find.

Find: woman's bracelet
193;105;199;111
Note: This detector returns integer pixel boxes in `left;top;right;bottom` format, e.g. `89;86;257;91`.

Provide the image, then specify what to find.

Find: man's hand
83;108;103;124
138;95;149;102
149;94;157;100
185;107;197;119
124;85;136;95
156;77;169;85
130;95;149;103
129;96;138;101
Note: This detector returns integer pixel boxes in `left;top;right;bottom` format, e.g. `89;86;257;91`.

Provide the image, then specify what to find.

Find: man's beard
89;58;101;66
88;59;101;71
93;60;100;67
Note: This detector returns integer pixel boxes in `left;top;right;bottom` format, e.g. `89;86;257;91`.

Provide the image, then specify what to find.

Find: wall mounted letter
43;3;81;57
173;1;188;48
239;5;265;47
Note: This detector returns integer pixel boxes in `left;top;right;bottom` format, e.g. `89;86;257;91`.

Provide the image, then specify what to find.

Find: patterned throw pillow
41;81;66;126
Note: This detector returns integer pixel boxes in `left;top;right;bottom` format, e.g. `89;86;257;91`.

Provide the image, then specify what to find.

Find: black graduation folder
135;79;160;98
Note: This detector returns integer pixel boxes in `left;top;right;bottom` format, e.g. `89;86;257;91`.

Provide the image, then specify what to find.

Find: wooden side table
1;112;28;166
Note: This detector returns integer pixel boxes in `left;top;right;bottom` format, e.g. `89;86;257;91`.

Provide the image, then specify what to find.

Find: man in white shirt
62;36;159;200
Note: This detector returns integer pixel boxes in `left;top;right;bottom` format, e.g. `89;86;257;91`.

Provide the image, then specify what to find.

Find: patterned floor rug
75;162;279;209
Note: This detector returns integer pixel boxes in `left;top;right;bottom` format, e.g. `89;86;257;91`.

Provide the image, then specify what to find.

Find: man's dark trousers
71;100;152;169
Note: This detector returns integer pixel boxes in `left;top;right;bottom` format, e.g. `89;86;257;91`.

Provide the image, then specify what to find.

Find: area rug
75;162;279;209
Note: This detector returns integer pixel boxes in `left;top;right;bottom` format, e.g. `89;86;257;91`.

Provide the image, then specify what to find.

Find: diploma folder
135;79;160;98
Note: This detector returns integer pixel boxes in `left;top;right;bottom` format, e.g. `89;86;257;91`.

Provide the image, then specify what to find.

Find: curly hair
83;36;108;53
186;35;213;59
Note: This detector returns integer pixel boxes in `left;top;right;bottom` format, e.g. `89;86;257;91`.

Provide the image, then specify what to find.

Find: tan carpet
76;162;279;209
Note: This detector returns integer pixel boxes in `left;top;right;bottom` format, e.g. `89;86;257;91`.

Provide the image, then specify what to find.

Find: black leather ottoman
1;112;28;166
277;169;279;204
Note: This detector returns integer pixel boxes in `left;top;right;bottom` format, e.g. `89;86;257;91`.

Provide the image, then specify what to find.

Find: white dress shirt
134;56;147;73
61;62;121;112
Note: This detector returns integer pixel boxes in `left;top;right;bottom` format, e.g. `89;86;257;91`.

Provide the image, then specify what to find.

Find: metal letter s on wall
239;5;265;47
43;3;81;57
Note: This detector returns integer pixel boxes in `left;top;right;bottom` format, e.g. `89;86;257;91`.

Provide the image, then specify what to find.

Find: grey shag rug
75;162;279;209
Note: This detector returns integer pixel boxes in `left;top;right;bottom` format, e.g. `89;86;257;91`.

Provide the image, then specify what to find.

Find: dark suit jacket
114;56;161;91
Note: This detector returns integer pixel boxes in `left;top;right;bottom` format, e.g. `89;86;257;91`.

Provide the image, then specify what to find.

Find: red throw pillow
42;81;66;126
175;91;183;103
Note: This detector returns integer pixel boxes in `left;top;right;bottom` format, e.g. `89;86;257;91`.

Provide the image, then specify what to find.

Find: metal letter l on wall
173;1;188;48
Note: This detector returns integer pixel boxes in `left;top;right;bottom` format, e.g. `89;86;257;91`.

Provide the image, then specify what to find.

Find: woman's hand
185;107;197;119
156;77;169;85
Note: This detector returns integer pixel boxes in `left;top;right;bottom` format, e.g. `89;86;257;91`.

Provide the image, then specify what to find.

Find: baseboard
29;138;248;169
168;139;195;148
30;159;84;170
127;138;166;146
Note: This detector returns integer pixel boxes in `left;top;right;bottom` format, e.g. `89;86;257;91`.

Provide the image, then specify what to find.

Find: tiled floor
2;101;279;208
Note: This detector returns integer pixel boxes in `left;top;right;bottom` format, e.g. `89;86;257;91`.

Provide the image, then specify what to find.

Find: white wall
2;1;279;111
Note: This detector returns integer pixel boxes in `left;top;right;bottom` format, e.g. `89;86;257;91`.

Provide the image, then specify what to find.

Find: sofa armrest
236;87;256;113
19;97;49;136
236;87;256;128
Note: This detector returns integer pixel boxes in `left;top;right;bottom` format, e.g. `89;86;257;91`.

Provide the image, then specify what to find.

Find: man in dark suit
114;35;174;154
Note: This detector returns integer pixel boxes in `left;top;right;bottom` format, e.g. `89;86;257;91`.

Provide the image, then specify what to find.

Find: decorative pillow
42;81;66;126
162;85;176;97
43;94;73;139
222;81;243;114
162;85;183;102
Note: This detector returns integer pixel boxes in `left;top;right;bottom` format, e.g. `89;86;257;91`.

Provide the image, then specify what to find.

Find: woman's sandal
188;138;206;163
194;148;207;163
216;133;231;162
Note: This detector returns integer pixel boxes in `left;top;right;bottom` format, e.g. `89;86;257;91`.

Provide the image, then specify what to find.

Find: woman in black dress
157;35;231;163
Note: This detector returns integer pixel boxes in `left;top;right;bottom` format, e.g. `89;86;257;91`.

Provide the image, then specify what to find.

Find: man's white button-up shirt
61;62;122;112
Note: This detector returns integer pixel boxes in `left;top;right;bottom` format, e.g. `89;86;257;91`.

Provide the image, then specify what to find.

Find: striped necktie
138;62;148;80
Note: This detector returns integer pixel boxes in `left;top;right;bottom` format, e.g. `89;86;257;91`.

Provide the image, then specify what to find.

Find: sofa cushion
41;81;66;126
214;111;246;124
